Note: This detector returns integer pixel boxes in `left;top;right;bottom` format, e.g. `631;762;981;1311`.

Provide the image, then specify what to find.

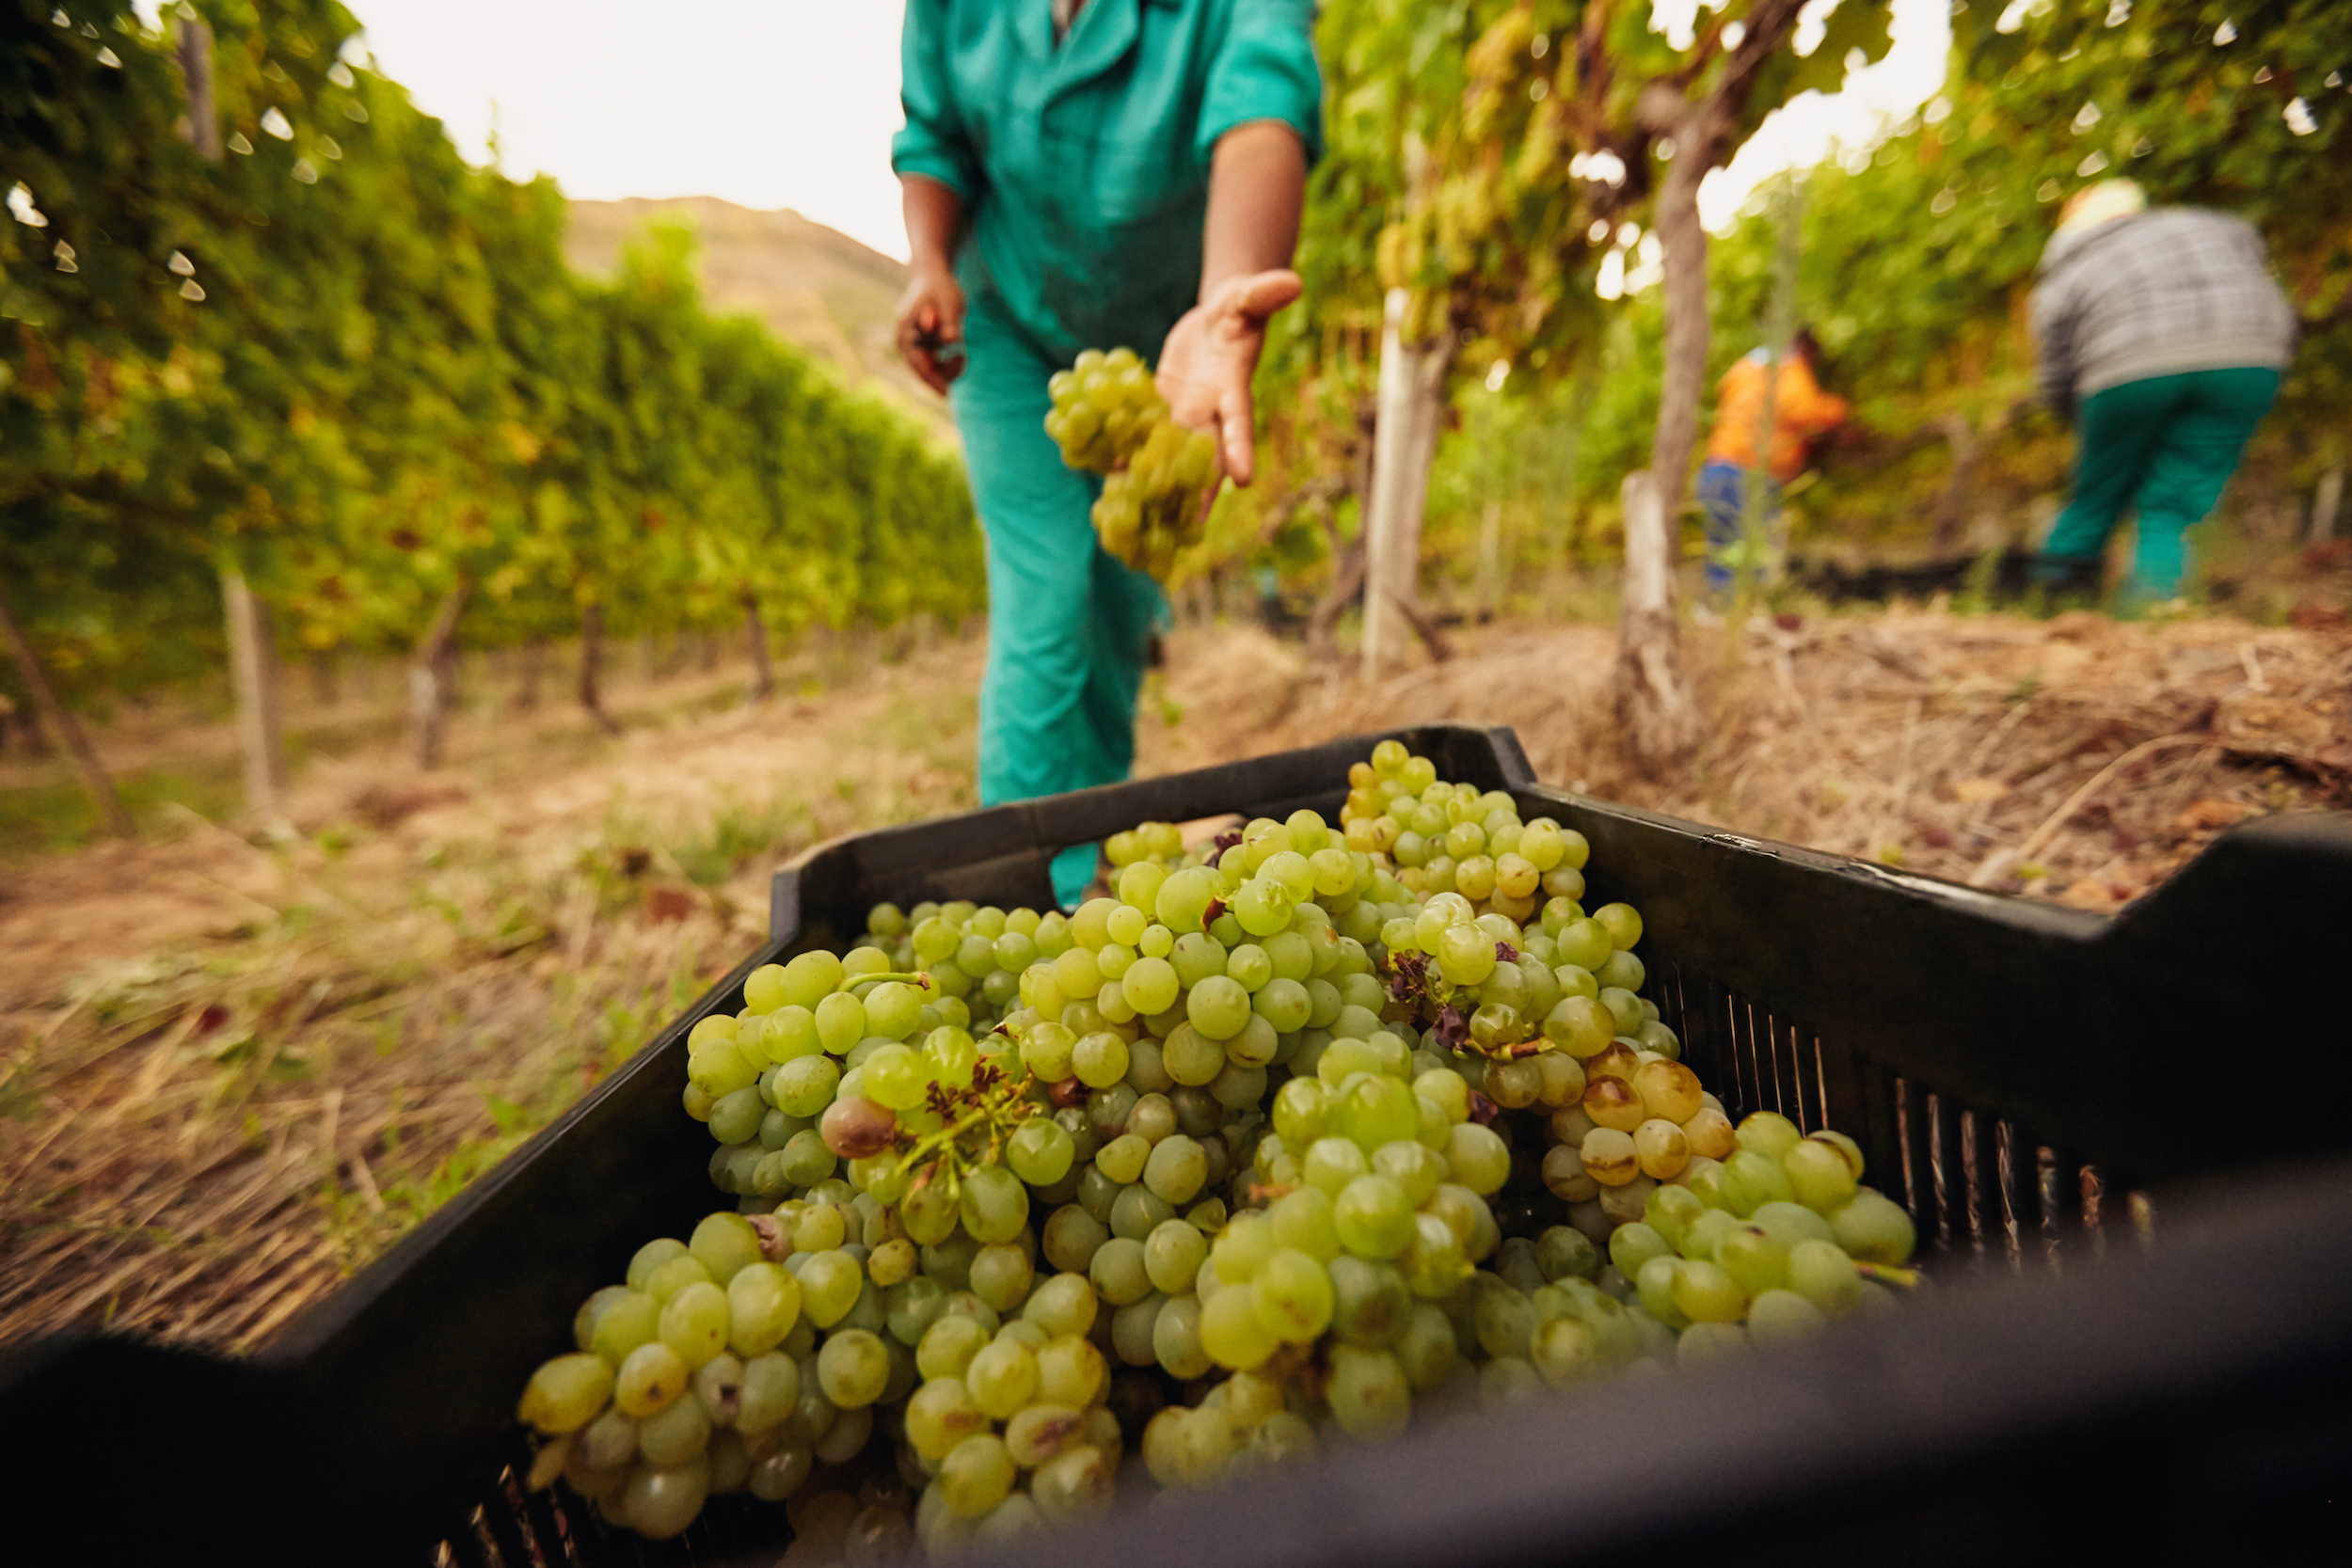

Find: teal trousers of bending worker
952;291;1165;900
892;1;1323;906
2042;368;2280;601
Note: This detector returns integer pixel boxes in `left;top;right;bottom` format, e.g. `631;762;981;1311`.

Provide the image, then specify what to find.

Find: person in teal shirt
891;0;1321;907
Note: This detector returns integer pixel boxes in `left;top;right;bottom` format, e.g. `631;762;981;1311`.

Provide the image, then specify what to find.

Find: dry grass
0;903;729;1350
0;634;983;1351
3;602;2346;1354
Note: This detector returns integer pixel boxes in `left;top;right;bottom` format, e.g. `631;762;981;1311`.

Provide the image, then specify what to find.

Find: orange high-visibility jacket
1704;352;1849;483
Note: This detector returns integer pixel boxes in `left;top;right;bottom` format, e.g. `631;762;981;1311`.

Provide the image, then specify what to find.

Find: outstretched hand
1154;268;1303;488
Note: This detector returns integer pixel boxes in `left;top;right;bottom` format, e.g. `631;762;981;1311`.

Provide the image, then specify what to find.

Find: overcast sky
259;0;1952;264
341;1;912;253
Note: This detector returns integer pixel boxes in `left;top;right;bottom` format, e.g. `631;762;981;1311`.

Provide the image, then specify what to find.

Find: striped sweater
2029;208;2296;418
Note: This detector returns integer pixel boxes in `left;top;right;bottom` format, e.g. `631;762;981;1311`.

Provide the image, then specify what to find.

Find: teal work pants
2043;367;2280;600
950;290;1163;908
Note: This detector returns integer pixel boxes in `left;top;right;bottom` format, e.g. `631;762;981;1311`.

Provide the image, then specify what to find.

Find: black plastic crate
5;723;2349;1566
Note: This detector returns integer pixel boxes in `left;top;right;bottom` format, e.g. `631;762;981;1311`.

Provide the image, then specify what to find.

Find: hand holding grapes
1153;268;1302;487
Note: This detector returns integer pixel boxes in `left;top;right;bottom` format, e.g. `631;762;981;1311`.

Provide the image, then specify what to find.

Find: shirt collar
1046;0;1139;94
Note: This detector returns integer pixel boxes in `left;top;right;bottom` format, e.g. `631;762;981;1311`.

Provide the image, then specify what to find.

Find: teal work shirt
893;0;1323;363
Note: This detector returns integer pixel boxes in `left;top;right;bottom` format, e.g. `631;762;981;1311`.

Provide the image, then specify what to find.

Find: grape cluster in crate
516;743;1916;1553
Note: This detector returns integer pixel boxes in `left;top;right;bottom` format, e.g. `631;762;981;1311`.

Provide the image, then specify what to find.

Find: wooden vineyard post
579;601;622;735
1361;288;1454;678
1477;486;1502;623
221;565;290;821
409;579;469;769
514;638;546;712
183;18;289;817
742;588;775;704
0;577;135;837
172;12;223;161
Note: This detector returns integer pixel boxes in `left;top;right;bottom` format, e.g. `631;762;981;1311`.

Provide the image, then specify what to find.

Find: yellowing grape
1683;1106;1739;1159
1581;1075;1645;1133
1581;1127;1640;1186
1633;1059;1704;1123
1633;1117;1691;1180
518;1353;612;1434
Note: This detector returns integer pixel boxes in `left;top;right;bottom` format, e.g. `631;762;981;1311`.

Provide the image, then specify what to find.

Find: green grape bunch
1043;348;1220;579
516;744;1920;1541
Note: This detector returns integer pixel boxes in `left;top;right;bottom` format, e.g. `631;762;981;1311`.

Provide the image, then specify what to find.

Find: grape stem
1464;1035;1546;1063
848;971;934;992
1375;949;1549;1057
890;1059;1041;1200
1854;1262;1921;1289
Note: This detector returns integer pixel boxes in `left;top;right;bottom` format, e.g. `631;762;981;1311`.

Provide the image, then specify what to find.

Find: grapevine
515;746;1915;1545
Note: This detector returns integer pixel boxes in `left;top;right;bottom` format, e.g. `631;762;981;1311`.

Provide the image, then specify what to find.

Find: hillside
564;196;954;439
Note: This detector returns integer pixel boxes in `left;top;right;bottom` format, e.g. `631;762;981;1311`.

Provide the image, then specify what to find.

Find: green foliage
1695;0;2352;546
0;1;978;716
1421;362;1597;586
1396;0;2348;569
1242;0;1893;586
1942;0;2347;420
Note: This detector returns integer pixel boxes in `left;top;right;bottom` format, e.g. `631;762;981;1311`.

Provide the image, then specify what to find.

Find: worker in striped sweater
2029;180;2297;608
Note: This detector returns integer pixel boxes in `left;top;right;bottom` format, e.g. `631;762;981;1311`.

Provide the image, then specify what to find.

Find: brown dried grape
821;1096;899;1160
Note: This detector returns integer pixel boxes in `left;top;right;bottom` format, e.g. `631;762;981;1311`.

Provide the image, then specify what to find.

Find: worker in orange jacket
1697;326;1849;599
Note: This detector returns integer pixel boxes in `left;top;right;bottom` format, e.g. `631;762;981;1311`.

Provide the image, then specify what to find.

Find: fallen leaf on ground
2173;797;2251;833
644;885;696;924
2058;878;2129;910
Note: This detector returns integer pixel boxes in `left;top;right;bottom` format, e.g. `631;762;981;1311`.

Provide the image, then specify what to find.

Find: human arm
1778;357;1850;438
1153;120;1309;484
2029;275;2080;424
889;0;981;394
895;177;968;395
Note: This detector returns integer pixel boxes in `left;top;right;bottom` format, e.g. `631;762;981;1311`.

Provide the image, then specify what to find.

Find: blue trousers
1696;460;1776;597
949;291;1164;908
